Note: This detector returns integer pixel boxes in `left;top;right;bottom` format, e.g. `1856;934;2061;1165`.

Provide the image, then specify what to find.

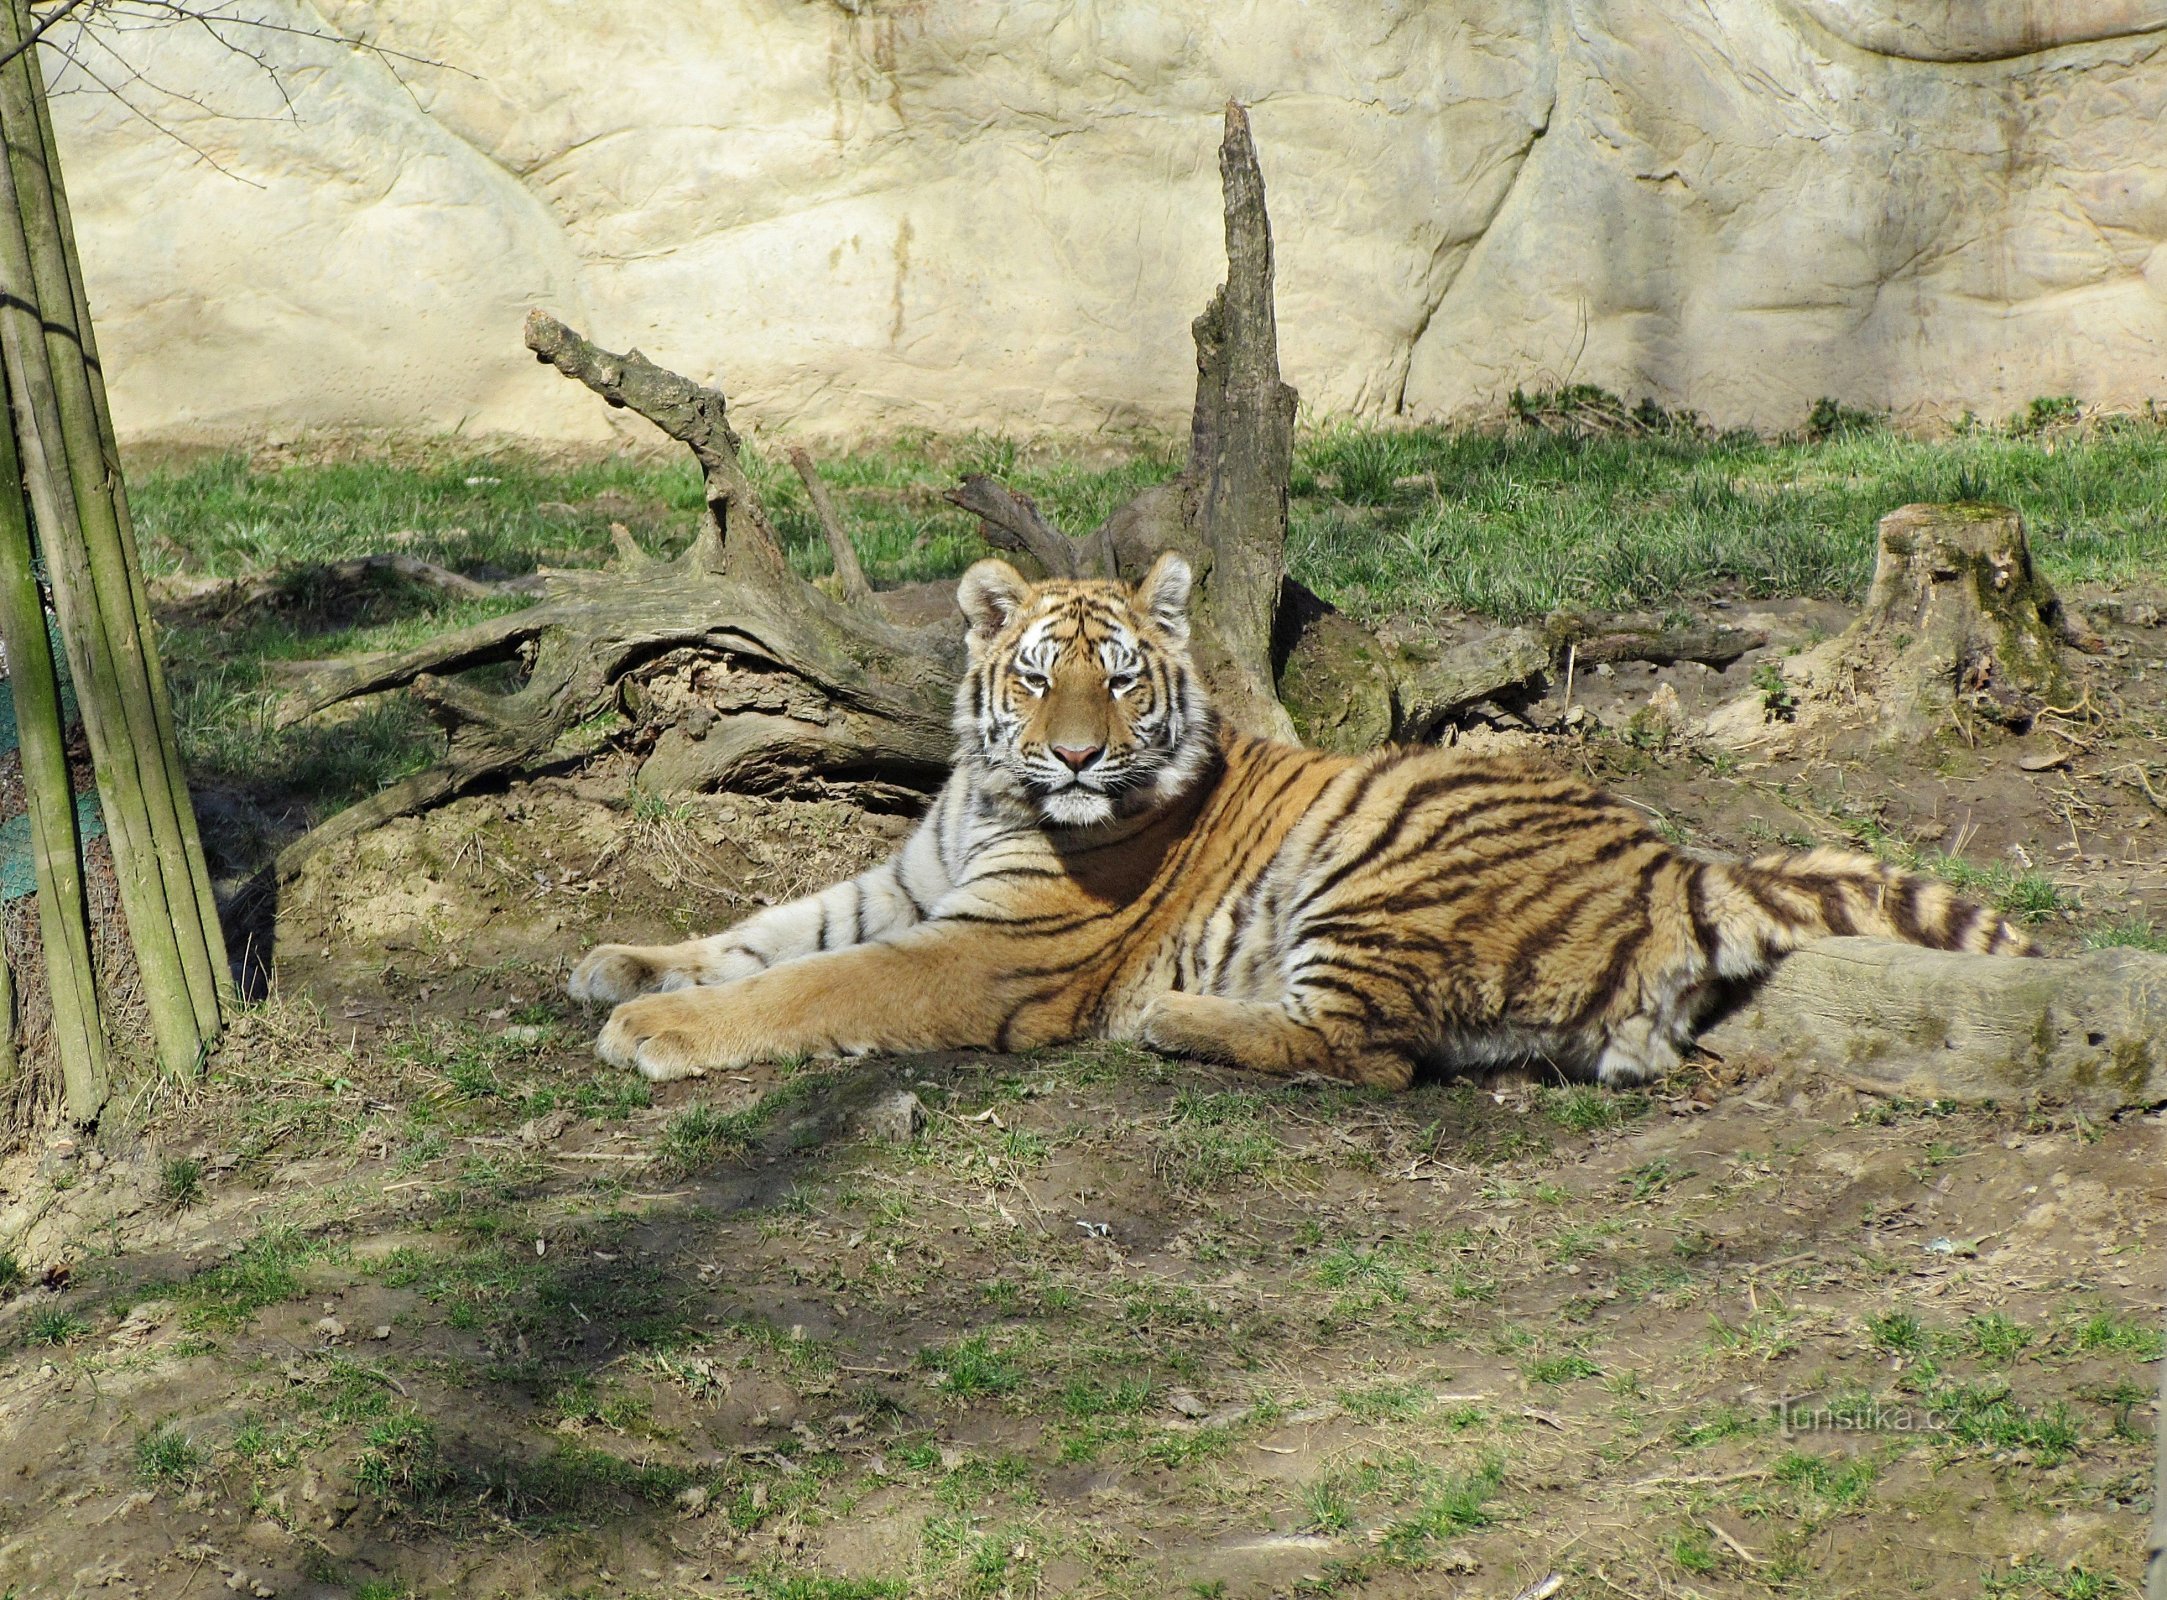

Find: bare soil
0;589;2160;1600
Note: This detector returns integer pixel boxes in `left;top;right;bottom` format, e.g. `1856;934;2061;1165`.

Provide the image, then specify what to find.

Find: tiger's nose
1052;744;1103;772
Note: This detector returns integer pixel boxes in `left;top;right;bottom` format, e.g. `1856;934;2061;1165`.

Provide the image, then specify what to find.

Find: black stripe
815;898;830;950
847;883;862;945
1496;837;1654;990
1565;853;1668;1027
1685;862;1718;960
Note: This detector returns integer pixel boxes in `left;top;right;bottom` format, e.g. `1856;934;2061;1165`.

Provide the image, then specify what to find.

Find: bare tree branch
787;446;874;607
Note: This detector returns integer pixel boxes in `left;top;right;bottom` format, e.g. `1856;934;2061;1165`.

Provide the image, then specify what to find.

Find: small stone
519;1109;573;1147
853;1089;927;1144
371;1324;393;1341
1168;1391;1209;1418
500;1023;549;1045
313;1316;346;1340
675;1485;710;1514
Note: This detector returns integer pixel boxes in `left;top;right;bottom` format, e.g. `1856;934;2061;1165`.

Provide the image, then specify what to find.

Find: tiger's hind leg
1138;992;1416;1091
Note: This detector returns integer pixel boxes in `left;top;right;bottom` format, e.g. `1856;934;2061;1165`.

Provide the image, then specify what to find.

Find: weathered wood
280;104;1553;857
0;374;104;1113
787;447;873;606
1179;101;1301;743
1851;503;2076;735
1699;937;2167;1110
1705;503;2086;750
0;0;224;1080
1545;612;1767;669
153;556;541;622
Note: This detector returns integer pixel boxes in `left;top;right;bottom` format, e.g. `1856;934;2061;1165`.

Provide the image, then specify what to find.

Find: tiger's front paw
1138;992;1210;1057
570;944;676;1005
596;992;730;1082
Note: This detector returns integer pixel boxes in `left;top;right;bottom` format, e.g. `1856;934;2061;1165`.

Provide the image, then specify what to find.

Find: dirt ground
0;586;2161;1600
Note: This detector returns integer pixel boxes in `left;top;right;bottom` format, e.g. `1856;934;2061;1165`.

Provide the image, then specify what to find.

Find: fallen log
1543;610;1767;670
1699;936;2167;1111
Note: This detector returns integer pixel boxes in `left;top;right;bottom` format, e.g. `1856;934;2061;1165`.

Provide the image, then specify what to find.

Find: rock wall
56;1;2167;446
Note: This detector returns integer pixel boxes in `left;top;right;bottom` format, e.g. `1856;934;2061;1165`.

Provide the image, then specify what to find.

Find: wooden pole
18;15;230;1008
0;0;222;1076
0;384;104;1115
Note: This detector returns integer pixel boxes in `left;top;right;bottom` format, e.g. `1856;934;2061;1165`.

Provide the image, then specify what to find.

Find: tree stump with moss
1847;503;2084;739
1702;502;2094;749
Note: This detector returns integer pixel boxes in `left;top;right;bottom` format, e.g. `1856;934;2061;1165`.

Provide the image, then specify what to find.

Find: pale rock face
57;0;2167;445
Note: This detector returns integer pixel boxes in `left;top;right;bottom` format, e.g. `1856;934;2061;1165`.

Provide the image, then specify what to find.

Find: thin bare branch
787;446;873;606
944;475;1090;579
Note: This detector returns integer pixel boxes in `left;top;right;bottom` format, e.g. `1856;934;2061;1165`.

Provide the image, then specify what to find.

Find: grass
918;1333;1025;1398
178;1227;326;1330
134;1424;205;1486
23;1307;88;1346
2083;915;2167;954
2068;1308;2165;1361
133;414;2167;848
159;1155;205;1209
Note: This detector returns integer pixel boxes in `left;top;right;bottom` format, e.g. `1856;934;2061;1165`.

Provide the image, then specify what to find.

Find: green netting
0;615;104;900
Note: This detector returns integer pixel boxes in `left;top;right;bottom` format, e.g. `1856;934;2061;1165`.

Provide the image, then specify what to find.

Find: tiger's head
952;551;1215;827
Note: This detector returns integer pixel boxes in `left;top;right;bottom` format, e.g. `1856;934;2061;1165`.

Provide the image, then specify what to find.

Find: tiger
568;551;2030;1090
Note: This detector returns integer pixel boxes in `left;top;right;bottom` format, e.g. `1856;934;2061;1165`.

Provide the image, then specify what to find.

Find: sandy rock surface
52;0;2167;444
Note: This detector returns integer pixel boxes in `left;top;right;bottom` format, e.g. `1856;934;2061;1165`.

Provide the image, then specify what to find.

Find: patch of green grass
1058;1373;1157;1418
1984;1560;2129;1599
179;1226;326;1330
1139;1423;1238;1469
354;1411;448;1500
1670;1525;1721;1575
918;1334;1024;1398
1375;1454;1505;1559
1316;1245;1409;1300
2082;915;2167;953
22;1306;88;1346
2067;1307;2164;1361
135;1424;205;1486
1674;1403;1767;1448
1926;1377;2082;1465
1337;1380;1429;1423
1152;1089;1284;1189
1623;1157;1682;1199
1538;1084;1642;1133
0;1252;23;1295
1289;416;2167;622
660;1100;770;1171
1525;1352;1601;1385
732;1572;909;1600
1966;1311;2034;1365
1866;1308;1933;1357
159;1156;206;1209
1772;1449;1880;1511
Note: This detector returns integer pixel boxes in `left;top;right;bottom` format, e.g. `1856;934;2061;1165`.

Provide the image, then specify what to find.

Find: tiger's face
953;552;1215;827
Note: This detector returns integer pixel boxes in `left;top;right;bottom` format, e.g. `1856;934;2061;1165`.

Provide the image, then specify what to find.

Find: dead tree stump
1847;503;2084;738
273;105;1549;868
1702;501;2096;749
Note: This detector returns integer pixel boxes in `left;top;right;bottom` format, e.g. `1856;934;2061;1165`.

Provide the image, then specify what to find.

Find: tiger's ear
1133;551;1193;642
957;558;1032;642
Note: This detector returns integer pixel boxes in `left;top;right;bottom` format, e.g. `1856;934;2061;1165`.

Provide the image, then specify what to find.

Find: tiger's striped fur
571;553;2031;1088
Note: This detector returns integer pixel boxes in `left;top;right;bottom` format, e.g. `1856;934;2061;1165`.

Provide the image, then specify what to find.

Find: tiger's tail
1695;847;2033;981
